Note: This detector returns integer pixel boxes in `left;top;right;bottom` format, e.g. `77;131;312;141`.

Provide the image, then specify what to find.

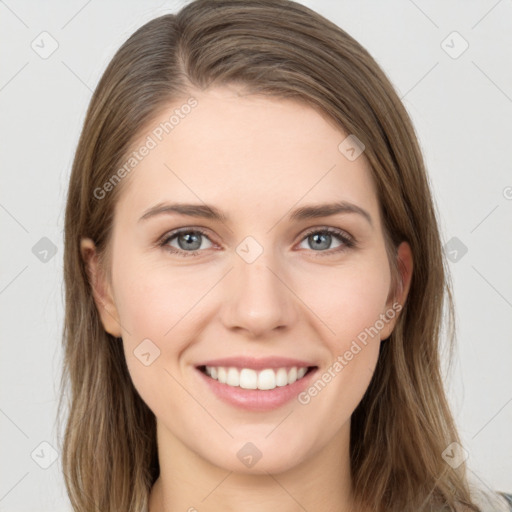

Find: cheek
294;256;391;344
295;268;387;428
111;259;220;404
112;264;204;414
292;257;389;402
113;260;211;341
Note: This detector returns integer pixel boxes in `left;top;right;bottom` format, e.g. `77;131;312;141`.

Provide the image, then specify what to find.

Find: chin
196;434;312;476
217;453;304;476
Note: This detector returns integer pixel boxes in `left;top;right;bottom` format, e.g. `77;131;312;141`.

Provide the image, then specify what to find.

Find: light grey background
1;1;511;510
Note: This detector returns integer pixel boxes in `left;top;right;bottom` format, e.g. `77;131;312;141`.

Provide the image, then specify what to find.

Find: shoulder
499;492;512;510
469;489;512;512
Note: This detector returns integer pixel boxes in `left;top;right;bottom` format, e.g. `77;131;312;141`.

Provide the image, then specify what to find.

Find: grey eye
299;231;344;251
168;231;213;251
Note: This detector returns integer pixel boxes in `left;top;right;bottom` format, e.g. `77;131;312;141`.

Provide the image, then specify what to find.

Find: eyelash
158;226;356;258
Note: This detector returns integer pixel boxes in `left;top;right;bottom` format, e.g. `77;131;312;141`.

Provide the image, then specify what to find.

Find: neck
149;420;356;512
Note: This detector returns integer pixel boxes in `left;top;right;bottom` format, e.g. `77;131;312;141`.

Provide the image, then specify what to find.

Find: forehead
114;85;379;224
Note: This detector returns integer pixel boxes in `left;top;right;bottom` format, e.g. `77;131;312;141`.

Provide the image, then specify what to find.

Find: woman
57;1;512;510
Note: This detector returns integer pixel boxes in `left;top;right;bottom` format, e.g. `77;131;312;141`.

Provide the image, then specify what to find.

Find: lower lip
196;367;318;412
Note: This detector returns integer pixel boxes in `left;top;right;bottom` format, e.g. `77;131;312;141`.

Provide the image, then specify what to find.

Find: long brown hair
57;1;502;510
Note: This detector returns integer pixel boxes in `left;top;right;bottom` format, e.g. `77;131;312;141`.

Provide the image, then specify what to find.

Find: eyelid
300;225;354;243
158;226;215;249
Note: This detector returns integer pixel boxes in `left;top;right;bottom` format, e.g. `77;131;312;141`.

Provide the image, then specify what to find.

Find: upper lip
195;356;318;370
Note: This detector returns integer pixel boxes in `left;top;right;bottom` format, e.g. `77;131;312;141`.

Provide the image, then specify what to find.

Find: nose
219;250;298;338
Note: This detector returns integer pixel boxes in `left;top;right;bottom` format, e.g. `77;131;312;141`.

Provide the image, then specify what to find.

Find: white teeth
217;367;227;384
226;367;240;387
258;369;275;390
275;368;289;386
203;365;311;390
239;368;258;389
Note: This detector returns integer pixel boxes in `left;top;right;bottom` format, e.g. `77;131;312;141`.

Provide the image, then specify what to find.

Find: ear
379;241;413;340
80;238;122;338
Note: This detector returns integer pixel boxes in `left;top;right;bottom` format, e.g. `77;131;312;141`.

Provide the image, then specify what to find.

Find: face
83;85;412;475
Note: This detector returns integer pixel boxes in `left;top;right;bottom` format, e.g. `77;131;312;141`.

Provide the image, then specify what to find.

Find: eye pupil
178;232;202;250
310;232;331;250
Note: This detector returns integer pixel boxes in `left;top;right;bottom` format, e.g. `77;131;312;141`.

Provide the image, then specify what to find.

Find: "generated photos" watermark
298;301;402;405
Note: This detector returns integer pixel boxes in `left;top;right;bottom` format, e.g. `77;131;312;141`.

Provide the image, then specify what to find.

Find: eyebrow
138;200;373;227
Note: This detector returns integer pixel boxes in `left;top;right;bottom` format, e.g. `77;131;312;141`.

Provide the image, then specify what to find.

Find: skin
81;85;413;512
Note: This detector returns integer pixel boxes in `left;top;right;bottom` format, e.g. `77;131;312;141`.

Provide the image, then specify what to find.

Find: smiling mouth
197;365;318;391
